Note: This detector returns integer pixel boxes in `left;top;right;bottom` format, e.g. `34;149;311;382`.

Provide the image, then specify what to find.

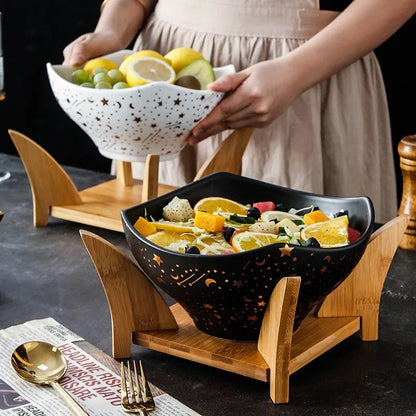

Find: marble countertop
1;153;415;416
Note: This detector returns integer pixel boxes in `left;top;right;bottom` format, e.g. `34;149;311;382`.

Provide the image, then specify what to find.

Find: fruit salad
133;196;362;255
69;47;215;91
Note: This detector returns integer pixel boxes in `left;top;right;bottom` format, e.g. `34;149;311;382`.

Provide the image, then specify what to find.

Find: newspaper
0;318;201;416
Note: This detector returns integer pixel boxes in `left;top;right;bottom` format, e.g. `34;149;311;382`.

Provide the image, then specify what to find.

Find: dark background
0;2;414;204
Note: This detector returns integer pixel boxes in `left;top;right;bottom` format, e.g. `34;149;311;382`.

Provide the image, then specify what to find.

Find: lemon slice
300;215;349;248
231;232;279;252
260;211;303;223
119;50;172;75
147;230;234;254
125;57;176;86
83;57;118;74
193;197;249;216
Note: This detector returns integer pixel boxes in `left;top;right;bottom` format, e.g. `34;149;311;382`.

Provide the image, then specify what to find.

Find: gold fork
120;360;155;414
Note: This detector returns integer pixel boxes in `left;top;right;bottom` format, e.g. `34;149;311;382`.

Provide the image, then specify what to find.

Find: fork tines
138;360;155;409
120;360;155;414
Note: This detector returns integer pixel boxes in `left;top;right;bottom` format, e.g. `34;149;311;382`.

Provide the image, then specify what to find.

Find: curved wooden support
258;276;301;404
79;229;178;358
79;224;399;404
8;129;82;226
9;128;253;231
193;128;253;180
318;215;409;340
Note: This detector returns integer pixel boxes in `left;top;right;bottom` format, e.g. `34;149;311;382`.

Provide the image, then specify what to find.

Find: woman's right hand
63;31;123;66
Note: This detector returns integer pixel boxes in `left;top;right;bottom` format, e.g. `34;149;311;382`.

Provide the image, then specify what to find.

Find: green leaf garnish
229;214;256;224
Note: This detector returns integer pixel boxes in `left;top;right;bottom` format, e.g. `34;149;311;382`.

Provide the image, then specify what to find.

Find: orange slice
194;211;225;232
146;230;194;251
300;215;349;248
231;231;279;252
193;197;248;216
134;216;157;237
303;210;330;225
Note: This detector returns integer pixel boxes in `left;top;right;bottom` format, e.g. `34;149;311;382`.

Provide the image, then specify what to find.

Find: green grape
108;69;125;85
95;81;112;89
91;67;108;76
93;72;112;85
71;69;91;85
113;81;129;89
80;82;95;88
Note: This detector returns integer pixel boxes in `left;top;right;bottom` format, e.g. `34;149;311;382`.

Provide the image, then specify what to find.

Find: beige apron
128;0;397;223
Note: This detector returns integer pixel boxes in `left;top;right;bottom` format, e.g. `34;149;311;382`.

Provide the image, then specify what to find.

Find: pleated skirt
129;0;397;222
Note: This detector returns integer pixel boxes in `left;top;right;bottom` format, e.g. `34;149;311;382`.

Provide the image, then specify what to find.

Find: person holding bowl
63;0;416;223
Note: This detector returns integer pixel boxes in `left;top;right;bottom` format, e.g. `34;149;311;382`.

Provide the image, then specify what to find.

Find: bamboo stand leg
8;129;166;231
115;159;134;187
140;155;160;202
8;129;82;226
258;277;301;403
115;156;159;202
79;229;301;400
80;229;177;358
193;127;253;180
318;215;409;340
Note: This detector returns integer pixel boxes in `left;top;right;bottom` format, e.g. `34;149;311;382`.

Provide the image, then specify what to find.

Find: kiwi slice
175;75;201;90
176;59;215;90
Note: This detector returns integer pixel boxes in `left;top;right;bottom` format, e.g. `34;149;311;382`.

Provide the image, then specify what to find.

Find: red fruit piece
230;229;245;242
348;227;361;243
253;201;275;213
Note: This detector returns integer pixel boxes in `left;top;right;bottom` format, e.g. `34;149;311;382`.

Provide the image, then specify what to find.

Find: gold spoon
11;341;89;416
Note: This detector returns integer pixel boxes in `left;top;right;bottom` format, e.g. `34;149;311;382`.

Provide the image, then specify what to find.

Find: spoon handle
51;382;90;416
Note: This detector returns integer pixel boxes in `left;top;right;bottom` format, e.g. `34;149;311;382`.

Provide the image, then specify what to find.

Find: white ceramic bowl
47;50;235;162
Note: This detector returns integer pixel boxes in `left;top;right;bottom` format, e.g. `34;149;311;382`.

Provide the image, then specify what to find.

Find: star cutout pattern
153;254;162;266
279;244;294;257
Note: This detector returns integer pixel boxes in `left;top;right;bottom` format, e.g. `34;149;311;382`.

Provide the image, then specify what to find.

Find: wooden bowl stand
80;214;408;404
8;128;411;403
8;128;252;232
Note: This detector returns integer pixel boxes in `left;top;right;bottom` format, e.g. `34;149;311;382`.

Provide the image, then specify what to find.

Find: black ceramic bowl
122;172;374;341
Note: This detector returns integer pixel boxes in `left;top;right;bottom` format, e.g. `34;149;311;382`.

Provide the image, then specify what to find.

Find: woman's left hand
187;57;302;144
187;0;416;145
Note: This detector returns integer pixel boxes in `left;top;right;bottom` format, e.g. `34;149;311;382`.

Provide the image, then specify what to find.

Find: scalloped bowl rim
47;49;236;96
121;172;375;258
